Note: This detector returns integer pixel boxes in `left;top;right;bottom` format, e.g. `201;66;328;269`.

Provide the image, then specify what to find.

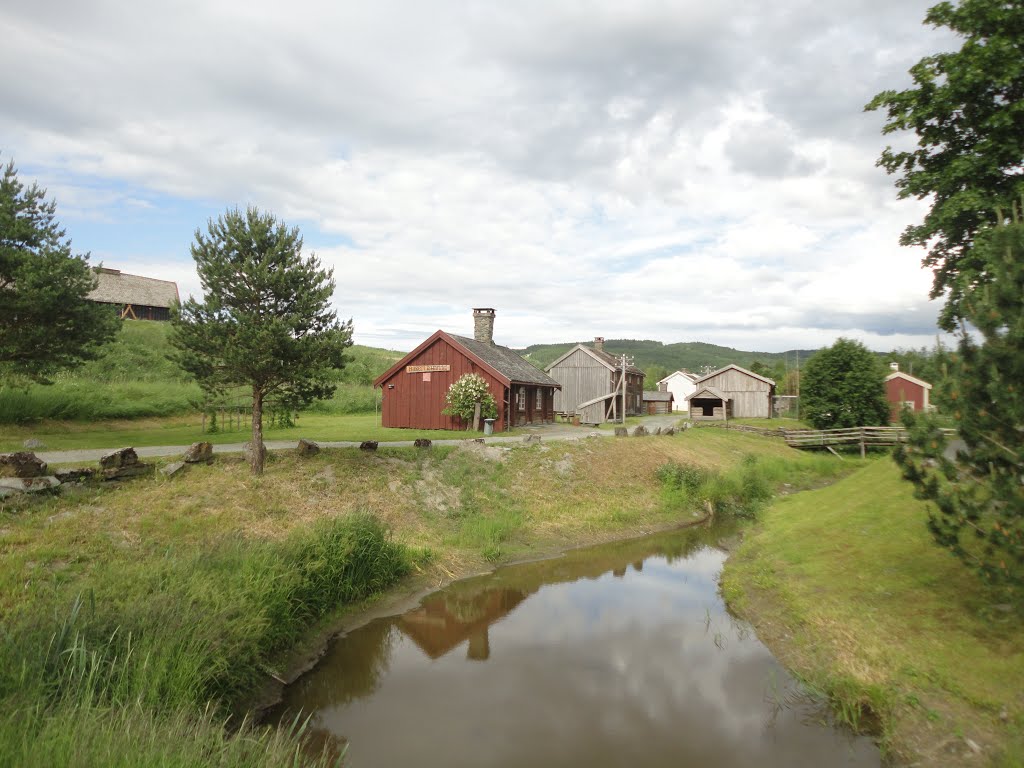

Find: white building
657;370;699;412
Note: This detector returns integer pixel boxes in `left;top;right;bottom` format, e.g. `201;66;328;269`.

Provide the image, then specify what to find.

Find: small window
535;389;543;409
517;388;526;411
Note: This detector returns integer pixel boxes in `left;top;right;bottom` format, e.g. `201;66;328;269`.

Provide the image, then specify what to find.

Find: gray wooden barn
686;364;775;420
545;337;645;424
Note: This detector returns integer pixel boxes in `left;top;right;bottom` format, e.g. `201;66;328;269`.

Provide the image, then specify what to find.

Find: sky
1;0;957;353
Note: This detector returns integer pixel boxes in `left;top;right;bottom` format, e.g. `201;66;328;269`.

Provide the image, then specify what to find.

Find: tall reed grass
656;453;851;519
0;513;410;767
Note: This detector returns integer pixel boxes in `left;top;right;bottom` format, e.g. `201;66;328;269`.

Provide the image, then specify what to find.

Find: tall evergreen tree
171;207;352;475
894;205;1024;591
0;157;120;382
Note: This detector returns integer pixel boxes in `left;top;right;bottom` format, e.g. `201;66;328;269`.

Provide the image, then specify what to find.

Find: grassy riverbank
0;430;848;766
721;458;1024;767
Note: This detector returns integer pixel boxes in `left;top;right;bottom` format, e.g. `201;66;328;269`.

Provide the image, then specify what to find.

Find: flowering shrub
442;373;498;425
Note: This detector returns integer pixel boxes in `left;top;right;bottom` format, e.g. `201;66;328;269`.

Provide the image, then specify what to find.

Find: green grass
0;413;495;452
0;321;402;425
0;430;857;766
721;458;1024;765
0;510;410;767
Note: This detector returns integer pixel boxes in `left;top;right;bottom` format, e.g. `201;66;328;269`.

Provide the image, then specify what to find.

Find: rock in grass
614;427;628;437
358;441;377;452
663;427;676;436
22;439;46;450
0;452;47;478
0;476;61;493
183;441;214;463
523;434;541;443
632;426;648;437
161;462;187;478
298;438;321;456
414;439;432;448
99;447;138;470
54;468;95;483
102;463;154;481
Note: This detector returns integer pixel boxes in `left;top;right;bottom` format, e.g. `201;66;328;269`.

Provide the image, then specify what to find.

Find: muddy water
269;526;880;767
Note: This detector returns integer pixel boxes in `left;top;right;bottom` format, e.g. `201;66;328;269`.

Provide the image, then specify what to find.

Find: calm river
269;525;880;767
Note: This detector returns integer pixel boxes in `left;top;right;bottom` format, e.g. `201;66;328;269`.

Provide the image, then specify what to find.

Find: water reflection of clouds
275;536;878;767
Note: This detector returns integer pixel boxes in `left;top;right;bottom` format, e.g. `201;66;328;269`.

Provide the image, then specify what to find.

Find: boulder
633;426;648;437
0;452;47;478
102;463;154;481
358;441;378;452
183;441;214;463
652;427;662;435
663;426;676;436
0;476;61;494
99;447;138;470
414;439;432;448
54;468;95;484
614;427;628;437
298;438;321;456
161;462;187;478
22;438;46;450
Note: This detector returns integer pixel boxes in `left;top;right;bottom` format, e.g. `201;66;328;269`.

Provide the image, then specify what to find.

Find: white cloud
0;0;951;353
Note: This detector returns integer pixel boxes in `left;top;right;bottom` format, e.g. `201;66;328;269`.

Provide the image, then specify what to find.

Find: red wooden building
885;366;932;422
374;309;560;431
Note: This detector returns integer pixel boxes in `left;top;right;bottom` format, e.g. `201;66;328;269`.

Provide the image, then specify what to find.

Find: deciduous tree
171;207;352;475
0;158;119;382
801;339;890;430
865;0;1024;328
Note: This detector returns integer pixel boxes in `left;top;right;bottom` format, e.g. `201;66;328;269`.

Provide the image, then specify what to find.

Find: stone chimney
890;361;899;372
594;336;604;352
473;308;496;345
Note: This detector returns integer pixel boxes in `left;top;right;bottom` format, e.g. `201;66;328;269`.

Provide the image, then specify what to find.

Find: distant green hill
519;339;816;376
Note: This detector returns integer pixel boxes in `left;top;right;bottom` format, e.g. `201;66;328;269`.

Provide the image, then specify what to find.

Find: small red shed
373;309;560;431
885;367;932;422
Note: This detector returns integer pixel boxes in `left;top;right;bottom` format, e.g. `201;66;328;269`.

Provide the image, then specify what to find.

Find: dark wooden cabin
88;267;180;321
643;390;674;415
373;308;560;431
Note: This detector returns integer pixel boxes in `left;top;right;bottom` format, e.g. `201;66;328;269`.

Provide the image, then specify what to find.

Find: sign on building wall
407;365;451;373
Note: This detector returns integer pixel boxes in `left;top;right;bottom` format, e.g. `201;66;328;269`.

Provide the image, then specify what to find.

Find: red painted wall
886;376;926;421
380;337;508;430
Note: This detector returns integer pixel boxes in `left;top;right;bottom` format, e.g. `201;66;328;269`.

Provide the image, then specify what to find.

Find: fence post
860;427;866;459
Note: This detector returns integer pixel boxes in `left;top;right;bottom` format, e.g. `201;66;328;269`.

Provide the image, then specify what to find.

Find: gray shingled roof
450;334;560;387
88;269;179;308
686;385;730;401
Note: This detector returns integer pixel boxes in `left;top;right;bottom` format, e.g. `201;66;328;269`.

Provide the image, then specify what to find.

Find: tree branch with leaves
170;207;353;475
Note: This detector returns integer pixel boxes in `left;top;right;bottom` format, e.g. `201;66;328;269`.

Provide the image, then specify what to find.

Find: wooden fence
782;426;956;457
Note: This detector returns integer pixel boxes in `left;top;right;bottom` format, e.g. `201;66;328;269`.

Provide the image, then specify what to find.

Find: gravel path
37;415;687;466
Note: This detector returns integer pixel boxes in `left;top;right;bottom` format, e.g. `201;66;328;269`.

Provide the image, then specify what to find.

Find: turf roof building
373;308;560;431
88;267;180;321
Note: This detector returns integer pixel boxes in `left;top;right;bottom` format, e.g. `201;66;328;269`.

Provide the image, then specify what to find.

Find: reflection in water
269;525;880;767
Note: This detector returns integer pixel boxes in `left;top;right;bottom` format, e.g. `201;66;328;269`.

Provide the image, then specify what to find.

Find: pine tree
894;204;1024;591
171;207;353;475
0;157;119;382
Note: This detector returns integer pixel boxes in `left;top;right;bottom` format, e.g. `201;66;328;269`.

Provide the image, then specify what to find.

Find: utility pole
619;354;634;423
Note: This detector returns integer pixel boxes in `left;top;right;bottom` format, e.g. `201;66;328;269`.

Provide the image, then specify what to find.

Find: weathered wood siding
699;369;772;418
380;337;508;431
549;348;613;414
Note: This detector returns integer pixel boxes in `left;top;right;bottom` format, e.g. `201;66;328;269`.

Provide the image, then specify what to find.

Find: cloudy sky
2;0;956;353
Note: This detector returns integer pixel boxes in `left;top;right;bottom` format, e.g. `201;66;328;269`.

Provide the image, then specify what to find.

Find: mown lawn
721;458;1024;767
0;413;488;452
